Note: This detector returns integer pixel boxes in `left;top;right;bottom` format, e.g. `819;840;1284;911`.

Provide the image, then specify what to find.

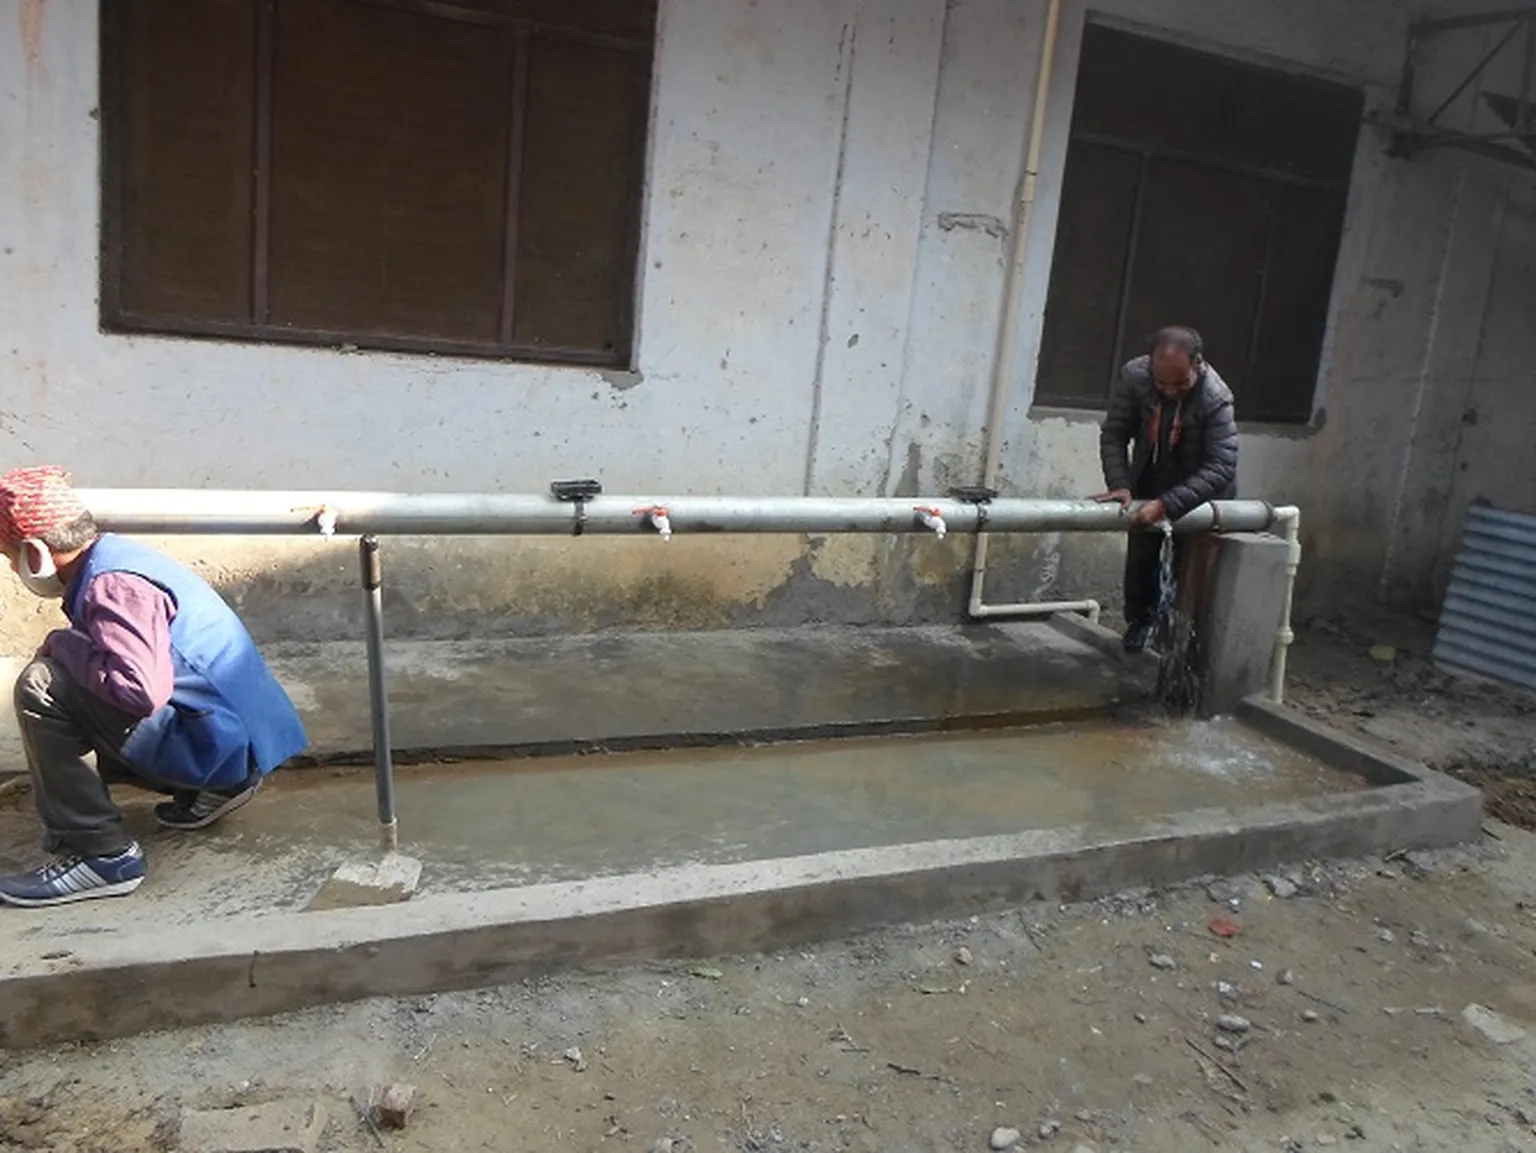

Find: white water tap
634;506;672;540
915;506;947;539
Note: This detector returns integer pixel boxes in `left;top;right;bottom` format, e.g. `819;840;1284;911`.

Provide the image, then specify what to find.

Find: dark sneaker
1123;620;1154;654
0;843;146;907
154;779;261;831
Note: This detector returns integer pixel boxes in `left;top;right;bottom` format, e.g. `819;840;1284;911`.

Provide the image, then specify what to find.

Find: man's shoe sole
155;785;258;831
0;876;144;907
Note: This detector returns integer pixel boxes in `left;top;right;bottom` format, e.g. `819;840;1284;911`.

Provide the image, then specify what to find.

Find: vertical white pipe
967;0;1074;620
1268;507;1302;703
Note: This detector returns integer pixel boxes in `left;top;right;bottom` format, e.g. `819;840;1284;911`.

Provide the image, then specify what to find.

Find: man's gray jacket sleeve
1159;396;1238;519
1098;364;1136;493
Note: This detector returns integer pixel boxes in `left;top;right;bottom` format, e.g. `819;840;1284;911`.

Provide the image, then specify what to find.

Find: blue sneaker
0;843;147;907
154;778;260;831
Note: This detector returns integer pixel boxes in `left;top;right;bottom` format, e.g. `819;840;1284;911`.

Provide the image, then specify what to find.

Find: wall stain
19;0;45;68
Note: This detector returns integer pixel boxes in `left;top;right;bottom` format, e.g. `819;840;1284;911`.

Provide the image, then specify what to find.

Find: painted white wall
0;0;1531;649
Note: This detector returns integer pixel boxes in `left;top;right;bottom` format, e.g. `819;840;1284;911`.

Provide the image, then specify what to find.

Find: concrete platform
0;695;1482;1049
0;621;1149;770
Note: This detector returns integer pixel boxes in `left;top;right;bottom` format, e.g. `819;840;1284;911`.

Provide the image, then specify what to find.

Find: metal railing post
359;535;398;850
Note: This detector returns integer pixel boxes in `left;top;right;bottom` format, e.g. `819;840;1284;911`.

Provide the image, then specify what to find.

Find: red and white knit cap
0;466;90;548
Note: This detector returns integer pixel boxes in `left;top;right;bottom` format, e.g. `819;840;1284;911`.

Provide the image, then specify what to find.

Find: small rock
1377;929;1396;944
1463;1003;1527;1045
1301;1009;1321;1023
989;1127;1022;1150
1133;1012;1148;1024
564;1046;588;1072
1038;1119;1061;1139
1317;1135;1338;1147
1213;1035;1236;1052
1216;981;1238;1000
1148;953;1176;972
1277;968;1296;986
955;946;973;966
795;996;810;1009
1264;875;1298;899
1411;930;1432;949
1216;1014;1251;1034
375;1084;416;1131
1132;1073;1154;1087
1345;1123;1365;1140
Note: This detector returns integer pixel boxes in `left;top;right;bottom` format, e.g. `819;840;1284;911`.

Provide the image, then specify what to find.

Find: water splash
1154;521;1203;714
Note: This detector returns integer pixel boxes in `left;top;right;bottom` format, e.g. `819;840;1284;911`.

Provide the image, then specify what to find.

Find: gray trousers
12;657;167;858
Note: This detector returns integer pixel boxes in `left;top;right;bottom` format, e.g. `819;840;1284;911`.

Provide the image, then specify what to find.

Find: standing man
0;466;307;906
1094;327;1238;653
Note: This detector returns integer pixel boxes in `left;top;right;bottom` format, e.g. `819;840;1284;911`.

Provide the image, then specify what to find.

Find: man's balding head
1149;326;1203;397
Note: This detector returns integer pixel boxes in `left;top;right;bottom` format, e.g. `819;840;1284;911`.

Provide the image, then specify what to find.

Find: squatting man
0;466;306;907
1093;326;1239;653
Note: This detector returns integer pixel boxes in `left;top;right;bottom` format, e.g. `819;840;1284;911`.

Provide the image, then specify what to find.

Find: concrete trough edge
0;723;1482;1049
1235;694;1487;796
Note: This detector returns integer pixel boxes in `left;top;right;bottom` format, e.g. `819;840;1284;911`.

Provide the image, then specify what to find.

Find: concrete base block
178;1099;327;1153
307;853;422;912
1200;533;1291;717
0;699;1482;1051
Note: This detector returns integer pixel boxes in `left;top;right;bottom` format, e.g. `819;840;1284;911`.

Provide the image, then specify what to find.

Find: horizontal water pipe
75;491;1294;539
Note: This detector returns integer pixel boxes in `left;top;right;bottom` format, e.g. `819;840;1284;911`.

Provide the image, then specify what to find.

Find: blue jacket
66;535;308;789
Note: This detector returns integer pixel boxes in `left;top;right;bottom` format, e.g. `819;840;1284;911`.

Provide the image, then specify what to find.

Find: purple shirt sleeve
45;572;176;718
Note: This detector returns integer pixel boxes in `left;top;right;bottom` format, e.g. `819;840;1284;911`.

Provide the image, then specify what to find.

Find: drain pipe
1268;506;1302;704
966;0;1094;623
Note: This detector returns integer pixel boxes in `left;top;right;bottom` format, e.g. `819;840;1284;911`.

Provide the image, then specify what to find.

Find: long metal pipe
967;0;1078;623
76;491;1290;538
359;535;398;851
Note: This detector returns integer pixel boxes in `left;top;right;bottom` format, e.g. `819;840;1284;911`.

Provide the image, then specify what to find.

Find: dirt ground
2;609;1536;1153
1285;602;1536;828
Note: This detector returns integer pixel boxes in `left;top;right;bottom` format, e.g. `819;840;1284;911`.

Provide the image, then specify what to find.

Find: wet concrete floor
0;717;1364;947
0;622;1148;770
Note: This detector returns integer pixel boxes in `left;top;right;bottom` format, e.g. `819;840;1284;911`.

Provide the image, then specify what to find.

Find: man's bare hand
1130;498;1167;528
1092;489;1133;509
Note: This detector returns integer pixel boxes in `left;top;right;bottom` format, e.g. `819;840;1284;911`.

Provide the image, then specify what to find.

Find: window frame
1032;23;1363;424
98;0;655;369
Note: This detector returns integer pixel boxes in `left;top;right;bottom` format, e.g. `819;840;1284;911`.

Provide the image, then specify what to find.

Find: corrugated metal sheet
1433;505;1536;692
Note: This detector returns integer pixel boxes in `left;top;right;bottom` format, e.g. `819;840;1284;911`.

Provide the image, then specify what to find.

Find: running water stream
1153;520;1202;713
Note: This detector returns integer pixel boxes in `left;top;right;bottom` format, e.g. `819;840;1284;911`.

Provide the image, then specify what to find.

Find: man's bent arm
1098;364;1137;492
44;573;175;718
1160;397;1238;519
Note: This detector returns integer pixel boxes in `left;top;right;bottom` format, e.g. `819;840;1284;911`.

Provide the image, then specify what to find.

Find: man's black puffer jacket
1098;355;1238;519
